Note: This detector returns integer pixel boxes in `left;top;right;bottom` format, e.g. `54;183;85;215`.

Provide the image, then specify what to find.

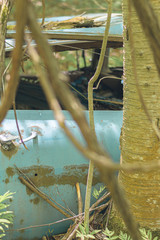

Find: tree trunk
0;0;13;96
119;0;160;230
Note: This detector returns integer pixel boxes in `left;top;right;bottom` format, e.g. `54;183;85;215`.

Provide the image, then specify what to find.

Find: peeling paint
30;197;40;205
5;178;9;184
0;143;19;159
20;219;24;225
5;165;100;196
6;167;15;177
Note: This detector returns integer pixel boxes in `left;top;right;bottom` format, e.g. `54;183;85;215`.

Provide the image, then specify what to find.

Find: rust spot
20;219;24;225
30;197;40;205
0;144;19;159
30;126;43;136
6;167;15;177
16;165;100;195
5;178;9;184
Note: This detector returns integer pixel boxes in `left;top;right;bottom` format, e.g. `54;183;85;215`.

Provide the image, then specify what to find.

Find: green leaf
79;224;86;235
0;219;11;224
0;233;5;238
87;234;95;239
0;226;5;232
153;237;158;240
90;229;101;235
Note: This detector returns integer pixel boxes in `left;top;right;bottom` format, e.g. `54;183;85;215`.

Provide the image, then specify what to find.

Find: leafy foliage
76;224;101;240
76;226;160;240
0;191;14;239
140;228;158;240
92;185;106;199
103;228;159;240
103;227;118;240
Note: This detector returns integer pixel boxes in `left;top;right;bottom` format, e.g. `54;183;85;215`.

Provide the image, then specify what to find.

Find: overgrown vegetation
76;226;159;240
0;191;14;239
1;0;160;239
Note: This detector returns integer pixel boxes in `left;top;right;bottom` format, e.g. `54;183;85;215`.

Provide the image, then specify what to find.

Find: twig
56;185;75;217
92;0;106;10
19;176;72;219
84;0;112;231
41;0;45;25
89;200;111;224
1;58;12;94
13;101;28;150
93;75;122;90
7;202;112;233
15;165;73;217
62;222;81;240
105;200;113;228
67;82;123;105
91;192;110;210
76;183;83;215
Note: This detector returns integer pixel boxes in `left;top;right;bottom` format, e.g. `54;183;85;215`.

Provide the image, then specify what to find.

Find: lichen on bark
115;0;160;233
0;0;13;96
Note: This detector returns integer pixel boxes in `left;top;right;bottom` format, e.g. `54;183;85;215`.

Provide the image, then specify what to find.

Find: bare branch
0;0;27;123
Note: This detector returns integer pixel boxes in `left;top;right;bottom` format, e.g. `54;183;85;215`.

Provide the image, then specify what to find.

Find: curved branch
0;0;27;123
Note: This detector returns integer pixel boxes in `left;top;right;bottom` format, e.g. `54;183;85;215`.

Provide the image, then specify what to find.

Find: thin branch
76;183;83;215
7;201;112;233
84;0;112;231
19;176;72;219
41;0;45;25
56;185;75;217
105;200;113;228
15;165;73;217
93;75;122;90
0;0;27;123
13;101;28;150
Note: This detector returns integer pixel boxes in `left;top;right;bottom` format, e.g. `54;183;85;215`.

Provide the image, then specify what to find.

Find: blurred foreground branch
26;2;140;239
0;0;27;122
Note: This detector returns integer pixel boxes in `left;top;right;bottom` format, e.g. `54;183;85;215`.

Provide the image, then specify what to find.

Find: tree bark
0;0;13;96
119;0;160;229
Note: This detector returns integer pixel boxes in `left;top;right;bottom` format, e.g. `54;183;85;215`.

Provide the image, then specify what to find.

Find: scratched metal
0;110;122;240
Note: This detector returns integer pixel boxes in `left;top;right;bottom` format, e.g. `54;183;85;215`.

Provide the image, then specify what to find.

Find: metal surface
0;110;122;240
6;13;123;55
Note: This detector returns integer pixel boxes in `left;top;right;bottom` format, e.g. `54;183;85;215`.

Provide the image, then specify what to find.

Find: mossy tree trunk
0;0;13;96
119;0;160;230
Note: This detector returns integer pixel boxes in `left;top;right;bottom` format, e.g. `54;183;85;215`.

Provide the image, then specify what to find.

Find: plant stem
84;0;112;232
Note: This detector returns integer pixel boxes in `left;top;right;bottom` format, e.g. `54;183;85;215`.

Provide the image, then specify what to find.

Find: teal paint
0;110;122;239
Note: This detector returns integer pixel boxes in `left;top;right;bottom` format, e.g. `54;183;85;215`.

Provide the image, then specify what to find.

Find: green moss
108;206;160;239
0;4;10;33
1;5;9;25
107;206;127;235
